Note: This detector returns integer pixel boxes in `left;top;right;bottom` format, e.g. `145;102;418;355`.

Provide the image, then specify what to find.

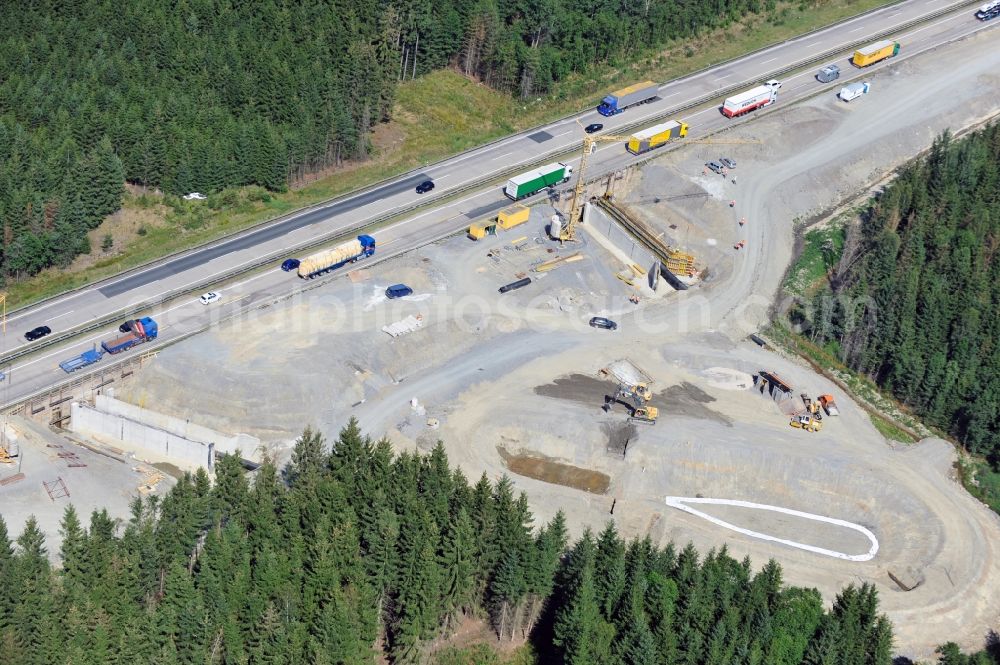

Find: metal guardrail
1;223;464;414
0;0;981;370
3;0;973;325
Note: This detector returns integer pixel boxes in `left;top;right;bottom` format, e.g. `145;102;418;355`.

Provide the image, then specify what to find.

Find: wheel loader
789;414;823;432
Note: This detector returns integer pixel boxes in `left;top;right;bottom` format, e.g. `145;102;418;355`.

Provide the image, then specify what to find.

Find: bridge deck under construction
594;198;696;276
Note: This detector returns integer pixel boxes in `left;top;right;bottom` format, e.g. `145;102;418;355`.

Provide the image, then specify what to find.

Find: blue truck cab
359;234;376;255
597;95;620;116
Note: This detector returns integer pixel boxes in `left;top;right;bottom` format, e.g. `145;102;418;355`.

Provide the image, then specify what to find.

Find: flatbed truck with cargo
977;0;1000;18
297;235;376;278
102;316;158;354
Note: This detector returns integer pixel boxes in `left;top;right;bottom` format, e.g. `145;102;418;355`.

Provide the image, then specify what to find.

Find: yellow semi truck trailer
626;120;688;155
852;39;899;67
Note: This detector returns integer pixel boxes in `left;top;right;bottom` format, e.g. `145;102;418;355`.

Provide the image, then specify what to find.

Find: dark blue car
385;284;413;299
281;258;300;272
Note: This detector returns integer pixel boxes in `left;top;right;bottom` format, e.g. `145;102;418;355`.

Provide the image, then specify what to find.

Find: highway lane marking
493;151;514;160
631;3;968;127
46;310;75;322
5;293;84;325
761;57;778;64
898;12;965;40
7;0;977;338
803;41;822;48
849;26;867;32
554;130;575;137
715;74;734;81
13;268;280;375
9;11;992;396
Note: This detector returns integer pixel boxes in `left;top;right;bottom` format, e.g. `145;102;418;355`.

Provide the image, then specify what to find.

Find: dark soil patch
534;375;732;426
497;446;610;494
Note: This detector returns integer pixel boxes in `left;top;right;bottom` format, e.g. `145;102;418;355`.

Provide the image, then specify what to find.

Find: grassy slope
6;0;899;309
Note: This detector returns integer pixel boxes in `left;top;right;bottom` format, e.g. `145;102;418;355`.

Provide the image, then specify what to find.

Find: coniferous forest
808;124;1000;463
0;421;904;664
1;0;773;281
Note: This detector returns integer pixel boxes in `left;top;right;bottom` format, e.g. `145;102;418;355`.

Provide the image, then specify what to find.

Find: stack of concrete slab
382;315;424;338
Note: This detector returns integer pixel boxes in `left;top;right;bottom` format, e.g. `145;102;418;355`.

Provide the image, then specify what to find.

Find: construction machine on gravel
604;383;659;425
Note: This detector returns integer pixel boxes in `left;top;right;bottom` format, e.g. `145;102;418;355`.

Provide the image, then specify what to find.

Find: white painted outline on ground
664;496;879;561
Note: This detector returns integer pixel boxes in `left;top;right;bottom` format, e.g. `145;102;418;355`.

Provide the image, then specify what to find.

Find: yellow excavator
604;383;658;424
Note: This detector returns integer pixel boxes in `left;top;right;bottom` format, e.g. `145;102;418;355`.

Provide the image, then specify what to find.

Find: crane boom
562;133;632;242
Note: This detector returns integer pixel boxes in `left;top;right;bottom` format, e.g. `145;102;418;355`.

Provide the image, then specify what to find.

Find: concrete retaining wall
70;395;260;470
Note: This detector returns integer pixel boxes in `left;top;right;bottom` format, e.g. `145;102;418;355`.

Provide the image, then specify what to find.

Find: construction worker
732;175;737;184
729;199;736;207
739;217;746;226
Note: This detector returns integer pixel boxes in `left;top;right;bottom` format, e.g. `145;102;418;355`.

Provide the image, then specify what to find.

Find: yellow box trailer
497;204;530;230
852;39;899;67
627;120;688;155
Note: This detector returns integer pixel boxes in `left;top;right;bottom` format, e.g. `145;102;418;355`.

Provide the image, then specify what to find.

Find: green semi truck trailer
503;162;574;200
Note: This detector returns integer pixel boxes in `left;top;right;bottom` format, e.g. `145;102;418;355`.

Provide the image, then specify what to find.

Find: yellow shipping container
468;223;488;240
497;205;530;230
852;39;899;67
627;120;688;155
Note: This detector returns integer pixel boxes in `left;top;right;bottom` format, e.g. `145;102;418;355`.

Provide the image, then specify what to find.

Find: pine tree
594;522;626;621
438;508;475;634
0;515;16;633
58;505;87;600
287;426;327;486
12;517;55;664
552;533;604;664
212;452;250;528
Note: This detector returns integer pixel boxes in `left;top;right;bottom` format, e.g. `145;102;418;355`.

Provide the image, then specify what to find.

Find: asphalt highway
0;0;995;408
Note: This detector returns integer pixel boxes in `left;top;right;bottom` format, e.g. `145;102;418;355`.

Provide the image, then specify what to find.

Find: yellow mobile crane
559;131;634;242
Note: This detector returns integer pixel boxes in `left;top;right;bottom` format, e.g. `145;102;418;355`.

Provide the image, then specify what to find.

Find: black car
415;180;435;194
584;123;604;134
589;317;618;330
25;325;52;341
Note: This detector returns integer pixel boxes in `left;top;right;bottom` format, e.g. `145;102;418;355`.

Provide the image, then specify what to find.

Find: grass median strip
5;0;900;311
